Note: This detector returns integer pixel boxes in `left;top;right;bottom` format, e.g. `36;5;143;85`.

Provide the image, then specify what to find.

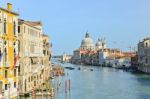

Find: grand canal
21;60;150;99
54;62;150;99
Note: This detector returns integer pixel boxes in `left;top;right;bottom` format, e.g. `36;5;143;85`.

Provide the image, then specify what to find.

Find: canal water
53;62;150;99
20;59;150;99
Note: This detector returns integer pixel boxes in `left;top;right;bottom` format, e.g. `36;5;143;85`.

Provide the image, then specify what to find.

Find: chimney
7;3;12;11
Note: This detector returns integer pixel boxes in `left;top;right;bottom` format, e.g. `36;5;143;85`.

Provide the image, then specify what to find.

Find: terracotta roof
18;19;42;30
0;7;19;15
18;19;42;27
25;21;42;26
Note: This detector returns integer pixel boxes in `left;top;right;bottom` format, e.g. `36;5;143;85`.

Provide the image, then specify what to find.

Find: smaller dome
96;38;102;46
96;38;107;49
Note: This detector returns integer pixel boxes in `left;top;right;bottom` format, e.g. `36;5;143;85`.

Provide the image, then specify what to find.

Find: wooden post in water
69;79;71;91
65;80;67;93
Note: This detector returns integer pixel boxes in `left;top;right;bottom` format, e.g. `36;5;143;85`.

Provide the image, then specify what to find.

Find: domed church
80;32;95;50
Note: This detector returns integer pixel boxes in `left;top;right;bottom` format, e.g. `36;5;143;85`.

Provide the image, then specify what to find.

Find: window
5;70;8;78
28;77;30;82
18;66;20;75
47;50;49;55
14;48;16;62
14;82;16;88
14;69;16;77
18;26;20;33
4;48;7;64
4;18;7;33
5;84;7;90
24;26;26;33
14;21;16;35
4;41;7;45
34;81;36;87
0;13;2;35
146;42;148;47
146;57;148;64
0;49;2;61
43;50;46;55
18;41;20;52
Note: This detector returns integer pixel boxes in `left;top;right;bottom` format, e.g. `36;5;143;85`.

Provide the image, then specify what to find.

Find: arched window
18;40;20;52
14;48;16;61
0;11;2;35
0;48;2;62
4;41;7;45
146;57;148;63
4;18;7;34
146;42;148;47
4;48;7;63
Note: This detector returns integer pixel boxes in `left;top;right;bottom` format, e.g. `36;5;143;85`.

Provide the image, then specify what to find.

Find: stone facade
42;34;52;83
138;38;150;73
18;19;50;95
61;53;72;63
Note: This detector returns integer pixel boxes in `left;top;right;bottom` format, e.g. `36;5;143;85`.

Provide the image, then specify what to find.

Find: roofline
18;19;42;30
42;34;48;37
0;7;19;16
24;22;41;30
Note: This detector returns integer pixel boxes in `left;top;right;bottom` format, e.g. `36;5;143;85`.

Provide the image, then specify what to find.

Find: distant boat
65;67;75;70
78;67;81;70
90;69;93;71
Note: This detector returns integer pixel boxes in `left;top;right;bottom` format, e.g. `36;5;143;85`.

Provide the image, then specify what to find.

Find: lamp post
8;83;10;99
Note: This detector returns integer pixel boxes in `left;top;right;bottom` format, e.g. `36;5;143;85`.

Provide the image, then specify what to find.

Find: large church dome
80;32;95;50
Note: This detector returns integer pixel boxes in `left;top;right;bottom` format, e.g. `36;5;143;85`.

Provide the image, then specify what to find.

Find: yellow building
0;3;19;98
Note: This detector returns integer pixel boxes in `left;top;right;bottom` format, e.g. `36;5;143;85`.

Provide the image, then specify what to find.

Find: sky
0;0;150;55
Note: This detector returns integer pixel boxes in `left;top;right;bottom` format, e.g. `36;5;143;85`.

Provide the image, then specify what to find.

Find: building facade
42;34;52;83
0;3;19;98
61;53;72;63
18;19;46;95
138;38;150;73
